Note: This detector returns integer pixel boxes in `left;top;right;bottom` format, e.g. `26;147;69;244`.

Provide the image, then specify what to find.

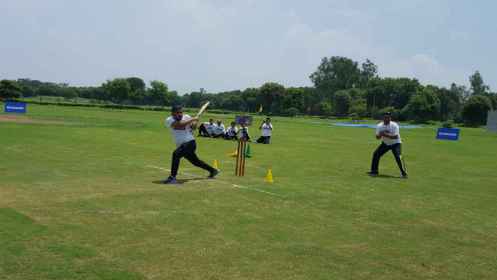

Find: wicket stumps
235;140;247;176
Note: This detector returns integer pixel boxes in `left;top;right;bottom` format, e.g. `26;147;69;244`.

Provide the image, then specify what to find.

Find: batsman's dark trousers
171;140;216;177
370;142;407;175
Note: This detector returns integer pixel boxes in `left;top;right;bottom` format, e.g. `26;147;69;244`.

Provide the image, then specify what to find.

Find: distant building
487;111;497;132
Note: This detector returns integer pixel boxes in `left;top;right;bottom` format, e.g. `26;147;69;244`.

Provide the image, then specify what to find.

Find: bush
283;107;299;117
348;98;368;118
402;88;440;123
349;112;360;121
462;95;492;127
0;80;22;100
318;102;333;116
442;120;455;128
333;90;352;116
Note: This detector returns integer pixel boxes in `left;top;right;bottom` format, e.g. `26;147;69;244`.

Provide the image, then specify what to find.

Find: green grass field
1;104;497;280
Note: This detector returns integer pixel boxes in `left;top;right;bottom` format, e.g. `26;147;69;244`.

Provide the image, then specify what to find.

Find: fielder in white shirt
368;112;407;178
256;118;273;144
163;105;218;184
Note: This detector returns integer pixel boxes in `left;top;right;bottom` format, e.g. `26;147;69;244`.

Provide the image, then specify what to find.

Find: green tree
366;78;420;113
126;77;146;93
284;107;299;117
259;82;285;114
318;101;333;116
148;80;169;106
36;84;59;97
310;56;361;100
469;71;489;96
437;86;463;121
242;88;259;112
126;77;147;104
349;98;368;118
60;87;78;100
183;91;205;108
0;80;22;99
402;87;440;123
360;59;378;88
282;88;306;113
102;78;131;104
462;95;492;126
333;90;352;116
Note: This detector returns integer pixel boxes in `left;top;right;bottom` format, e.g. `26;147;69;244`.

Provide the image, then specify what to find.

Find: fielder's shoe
208;169;219;179
367;171;378;177
401;173;408;179
163;176;179;184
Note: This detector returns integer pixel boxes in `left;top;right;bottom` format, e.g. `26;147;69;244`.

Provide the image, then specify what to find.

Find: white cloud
1;0;495;92
381;54;468;87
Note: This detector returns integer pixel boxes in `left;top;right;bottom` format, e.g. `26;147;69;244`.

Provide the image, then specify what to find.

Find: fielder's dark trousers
171;140;216;177
370;143;407;175
256;136;271;144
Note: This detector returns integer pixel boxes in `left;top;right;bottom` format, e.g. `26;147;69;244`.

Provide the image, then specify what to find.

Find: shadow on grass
375;174;403;179
152;178;210;185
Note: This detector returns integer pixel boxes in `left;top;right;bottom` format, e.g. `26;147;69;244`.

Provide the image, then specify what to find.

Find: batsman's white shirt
166;114;195;147
376;121;401;146
261;123;273;137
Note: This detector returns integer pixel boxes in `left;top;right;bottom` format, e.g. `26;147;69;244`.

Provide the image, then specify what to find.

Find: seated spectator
212;120;226;138
198;119;216;137
224;122;238;140
198;122;210;137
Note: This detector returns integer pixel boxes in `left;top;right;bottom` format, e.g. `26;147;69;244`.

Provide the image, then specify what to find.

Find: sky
1;0;496;94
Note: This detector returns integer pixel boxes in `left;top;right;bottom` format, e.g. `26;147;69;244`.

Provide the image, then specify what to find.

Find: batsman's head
383;112;392;124
171;105;183;121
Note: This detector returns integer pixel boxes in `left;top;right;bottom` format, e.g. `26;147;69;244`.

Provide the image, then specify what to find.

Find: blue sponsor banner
436;128;460;141
4;102;27;113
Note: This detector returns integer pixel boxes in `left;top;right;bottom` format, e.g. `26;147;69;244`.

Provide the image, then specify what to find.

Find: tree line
1;56;496;126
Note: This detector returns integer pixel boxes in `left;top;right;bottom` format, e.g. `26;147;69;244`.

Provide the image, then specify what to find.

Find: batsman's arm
171;117;199;129
376;130;384;139
383;134;399;139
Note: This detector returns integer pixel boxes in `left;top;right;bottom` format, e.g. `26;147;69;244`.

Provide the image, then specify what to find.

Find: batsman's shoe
401;173;408;179
163;176;179;184
208;169;220;179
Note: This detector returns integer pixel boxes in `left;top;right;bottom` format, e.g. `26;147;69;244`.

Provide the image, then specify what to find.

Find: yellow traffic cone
265;169;274;183
213;160;219;169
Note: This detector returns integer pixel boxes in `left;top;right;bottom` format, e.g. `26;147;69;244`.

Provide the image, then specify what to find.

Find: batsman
163;104;219;184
